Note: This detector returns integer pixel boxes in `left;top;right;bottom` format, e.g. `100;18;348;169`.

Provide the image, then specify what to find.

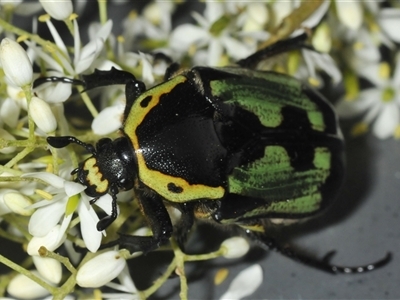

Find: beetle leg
173;203;195;251
236;33;314;69
103;191;173;254
252;233;392;274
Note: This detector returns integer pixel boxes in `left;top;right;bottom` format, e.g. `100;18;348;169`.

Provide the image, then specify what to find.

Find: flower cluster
0;0;398;299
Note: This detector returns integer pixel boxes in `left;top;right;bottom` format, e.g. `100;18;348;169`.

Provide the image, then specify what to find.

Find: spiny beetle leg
33;76;84;89
254;233;392;274
101;191;173;254
236;33;314;69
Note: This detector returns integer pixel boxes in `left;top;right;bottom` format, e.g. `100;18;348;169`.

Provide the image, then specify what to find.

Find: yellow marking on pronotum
83;157;109;193
124;75;225;202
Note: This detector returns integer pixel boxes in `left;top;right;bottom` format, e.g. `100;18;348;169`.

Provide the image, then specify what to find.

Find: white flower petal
336;88;380;118
25;41;64;73
372;103;399;139
3;191;34;216
378;9;400;43
35;80;73;103
96;19;113;41
75;38;104;74
39;0;73;21
22;172;65;189
221;237;250;259
1;97;20;127
94;194;115;216
170;24;209;51
64;181;86;197
219;264;263;300
32;256;62;284
391;56;400;87
204;2;224;24
0;128;17;154
29;96;57;133
92;104;124;135
357;63;386;87
76;250;126;288
221;36;252;61
0;38;33;87
29;200;65;237
207;38;223;66
27;224;66;255
78;200;102;252
335;1;363;30
7;271;50;299
45;20;68;57
0;189;14;216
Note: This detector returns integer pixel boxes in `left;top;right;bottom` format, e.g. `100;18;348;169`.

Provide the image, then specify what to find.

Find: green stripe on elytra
228;146;331;215
210;70;326;131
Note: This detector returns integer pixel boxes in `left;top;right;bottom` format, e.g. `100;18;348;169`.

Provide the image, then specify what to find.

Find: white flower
76;250;127;288
25;172;108;252
336;62;400;139
29;96;57;133
334;1;363;31
32;256;62;284
28;19;113;103
0;128;17;154
0;38;33;87
27;224;66;255
221;237;250;259
39;0;73;21
377;8;400;43
2;190;34;216
169;2;258;66
7;271;51;299
219;264;263;300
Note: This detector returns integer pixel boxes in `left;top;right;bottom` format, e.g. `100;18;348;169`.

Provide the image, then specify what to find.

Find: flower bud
32;256;62;284
3;190;34;216
0;128;17;154
219;264;263;300
76;250;126;288
27;225;66;255
0;38;33;87
221;236;250;259
29;96;57;133
7;271;50;299
39;0;73;21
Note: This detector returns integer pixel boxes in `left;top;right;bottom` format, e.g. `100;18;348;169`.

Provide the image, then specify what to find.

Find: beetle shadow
275;119;377;242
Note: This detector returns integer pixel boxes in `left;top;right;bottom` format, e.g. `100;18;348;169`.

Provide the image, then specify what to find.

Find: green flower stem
98;0;115;61
76;85;98;117
4;146;33;169
39;247;77;274
22;85;35;140
98;0;108;25
0;254;57;294
139;256;178;299
172;240;188;300
0;17;58;50
64;18;75;36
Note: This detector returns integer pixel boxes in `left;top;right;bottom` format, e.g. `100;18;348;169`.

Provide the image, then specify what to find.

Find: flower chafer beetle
41;34;391;274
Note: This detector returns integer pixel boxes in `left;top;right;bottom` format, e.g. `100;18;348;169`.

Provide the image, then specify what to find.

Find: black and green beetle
41;34;390;273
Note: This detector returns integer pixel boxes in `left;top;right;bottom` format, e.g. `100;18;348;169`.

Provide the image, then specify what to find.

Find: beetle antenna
33;76;84;89
47;136;96;155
